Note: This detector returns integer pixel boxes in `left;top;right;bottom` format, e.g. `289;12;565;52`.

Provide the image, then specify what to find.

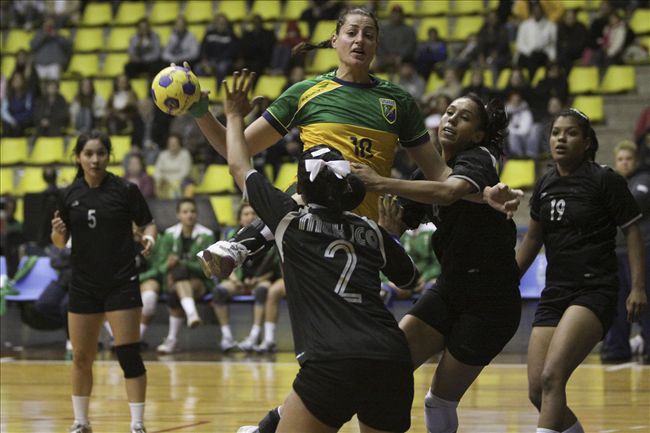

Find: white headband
304;159;350;182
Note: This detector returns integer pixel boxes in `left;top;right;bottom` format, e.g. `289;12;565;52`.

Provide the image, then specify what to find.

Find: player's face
77;139;109;178
177;202;197;227
332;14;377;70
239;205;257;227
615;149;636;178
438;97;485;152
549;116;590;166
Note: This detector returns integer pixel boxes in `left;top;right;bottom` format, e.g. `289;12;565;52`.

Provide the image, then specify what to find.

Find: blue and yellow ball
151;66;201;116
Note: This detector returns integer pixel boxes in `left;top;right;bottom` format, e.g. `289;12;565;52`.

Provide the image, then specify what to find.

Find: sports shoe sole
198;250;235;279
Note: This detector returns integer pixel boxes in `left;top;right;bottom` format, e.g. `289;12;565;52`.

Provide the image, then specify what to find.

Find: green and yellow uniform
262;71;429;221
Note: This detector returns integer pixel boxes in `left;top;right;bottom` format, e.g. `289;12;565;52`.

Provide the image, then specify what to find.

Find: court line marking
150;421;211;432
604;362;637;372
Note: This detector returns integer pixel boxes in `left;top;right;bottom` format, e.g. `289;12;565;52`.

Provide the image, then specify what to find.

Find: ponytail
464;93;509;158
292;39;332;57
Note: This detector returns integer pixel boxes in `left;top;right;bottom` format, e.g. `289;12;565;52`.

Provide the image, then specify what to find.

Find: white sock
562;421;584;433
260;225;275;241
180;297;198;317
139;323;147;338
129;402;145;428
72;395;90;425
264;322;276;343
103;321;113;337
167;316;184;340
424;390;459;433
249;324;261;340
141;290;157;317
537;429;560;433
221;325;233;341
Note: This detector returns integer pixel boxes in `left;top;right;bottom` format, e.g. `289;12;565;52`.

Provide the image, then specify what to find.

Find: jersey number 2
87;209;97;228
324;240;362;303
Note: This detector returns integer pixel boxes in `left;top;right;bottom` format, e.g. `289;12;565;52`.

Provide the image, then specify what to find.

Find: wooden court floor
1;353;648;433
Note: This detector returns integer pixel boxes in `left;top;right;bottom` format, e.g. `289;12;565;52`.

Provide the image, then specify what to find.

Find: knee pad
141;290;158;317
254;285;268;305
424;391;458;433
213;285;230;305
166;290;181;309
114;342;146;378
258;406;281;433
234;217;274;260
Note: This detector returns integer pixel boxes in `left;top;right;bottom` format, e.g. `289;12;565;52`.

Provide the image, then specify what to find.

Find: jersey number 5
324;240;362;303
88;209;97;228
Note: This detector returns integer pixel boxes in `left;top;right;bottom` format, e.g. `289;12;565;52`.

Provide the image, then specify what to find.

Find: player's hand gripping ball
151;65;201;116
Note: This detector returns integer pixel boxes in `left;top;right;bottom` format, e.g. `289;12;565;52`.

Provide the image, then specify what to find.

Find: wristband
143;235;156;247
188;93;209;118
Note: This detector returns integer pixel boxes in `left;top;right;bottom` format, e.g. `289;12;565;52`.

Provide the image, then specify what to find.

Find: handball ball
151;65;201;116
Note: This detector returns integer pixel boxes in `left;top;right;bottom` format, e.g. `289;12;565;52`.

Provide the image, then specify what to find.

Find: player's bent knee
254;285;268;305
114;342;146;378
213;285;230;305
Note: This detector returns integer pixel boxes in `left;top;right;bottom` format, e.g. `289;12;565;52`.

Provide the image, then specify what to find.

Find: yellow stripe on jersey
297;80;343;113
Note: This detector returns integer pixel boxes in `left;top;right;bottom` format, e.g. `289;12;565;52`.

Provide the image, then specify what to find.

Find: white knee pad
562;421;584;433
141;290;158;317
424;390;459;433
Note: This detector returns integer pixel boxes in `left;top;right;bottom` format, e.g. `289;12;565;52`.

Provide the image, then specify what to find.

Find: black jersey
531;161;642;287
245;170;418;366
431;146;518;277
60;173;153;290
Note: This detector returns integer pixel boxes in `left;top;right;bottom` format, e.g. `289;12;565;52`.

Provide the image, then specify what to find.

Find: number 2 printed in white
324;240;362;303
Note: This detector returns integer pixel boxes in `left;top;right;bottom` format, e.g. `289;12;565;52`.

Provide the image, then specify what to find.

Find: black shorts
408;273;521;366
533;285;618;336
69;280;143;314
292;358;413;432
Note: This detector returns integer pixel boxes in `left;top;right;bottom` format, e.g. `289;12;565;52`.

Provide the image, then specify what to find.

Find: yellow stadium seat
107;27;135;52
251;0;281;20
103;53;129;77
278;21;310;40
531;67;546;87
2;56;16;76
16;167;49;195
210;195;236;227
115;1;147;26
461;69;494;88
94;79;114;101
309;49;339;74
630;8;650;35
255;76;287;100
81;3;113;26
496;68;512;89
283;0;310;20
426;73;445;93
419;0;449;16
1;137;29;165
110;136;132;165
185;0;213;23
57;166;78;187
217;1;248;21
150;1;180;24
29;137;67;165
500;159;535;190
131;78;149;100
74;28;104;52
273;163;298;191
196;165;235;194
188;24;206;42
197;76;220;101
572;95;604;123
311;20;337;42
568;66;599;94
576;10;590;26
0;168;13;195
453;0;486;15
418;17;449;41
59;80;78;102
381;1;417;17
66;54;100;77
561;0;588;9
153;25;172;46
14;197;23;222
4;29;33;54
109;166;125;177
600;65;636;93
450;16;483;41
488;0;500;10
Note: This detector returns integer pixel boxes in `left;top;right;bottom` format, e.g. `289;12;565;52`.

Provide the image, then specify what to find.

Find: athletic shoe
131;422;147;433
236;427;259;433
630;335;645;355
253;340;276;353
157;337;179;354
69;422;92;433
196;241;248;279
186;312;202;329
220;336;238;353
238;336;259;352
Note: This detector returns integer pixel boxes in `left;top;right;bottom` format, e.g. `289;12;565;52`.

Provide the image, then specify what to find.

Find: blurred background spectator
505;91;537;158
0;196;25;278
70;77;106;135
1;72;35;137
106;74;144;147
125;18;162;80
393;61;425;99
162;17;200;67
154;134;193;199
556;9;589;73
239;15;276;75
196;14;239;83
124;153;155;199
270;20;307;74
515;3;557;80
414;27;447;80
375;4;417;73
478;11;511;84
29;15;71;81
34;80;69;137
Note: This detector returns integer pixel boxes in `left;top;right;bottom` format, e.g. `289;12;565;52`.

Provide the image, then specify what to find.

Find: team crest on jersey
379;98;397;124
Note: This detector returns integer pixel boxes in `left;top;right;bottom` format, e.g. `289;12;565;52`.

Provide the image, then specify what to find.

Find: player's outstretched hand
351;162;384;191
223;69;265;118
378;195;405;236
483;183;524;219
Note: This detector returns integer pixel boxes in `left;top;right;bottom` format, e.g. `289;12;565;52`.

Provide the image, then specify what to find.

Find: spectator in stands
34;80;70;137
0;195;24;278
515;3;557;80
587;1;614;55
153;133;193;199
449;33;481;74
31;245;71;341
124;153;155;199
394;61;425;99
197;14;239;83
635;107;650;144
375;4;417;73
254;278;285;353
423;94;452;153
598;10;629;67
161;16;199;67
43;0;80;28
29;15;72;81
134;225;162;341
1;72;35;137
414;27;447;80
502;67;533;105
505;91;537;158
556;9;588;73
269;20;308;74
124;18;163;80
639;131;650;173
533;62;569;119
70;77;106;135
156;198;215;354
211;203;281;352
239;14;276;75
462;68;491;103
601;141;650;364
477;11;511;84
422;66;462;103
299;0;344;37
11;0;44;30
106;74;144;148
12;49;40;98
531;95;565;157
